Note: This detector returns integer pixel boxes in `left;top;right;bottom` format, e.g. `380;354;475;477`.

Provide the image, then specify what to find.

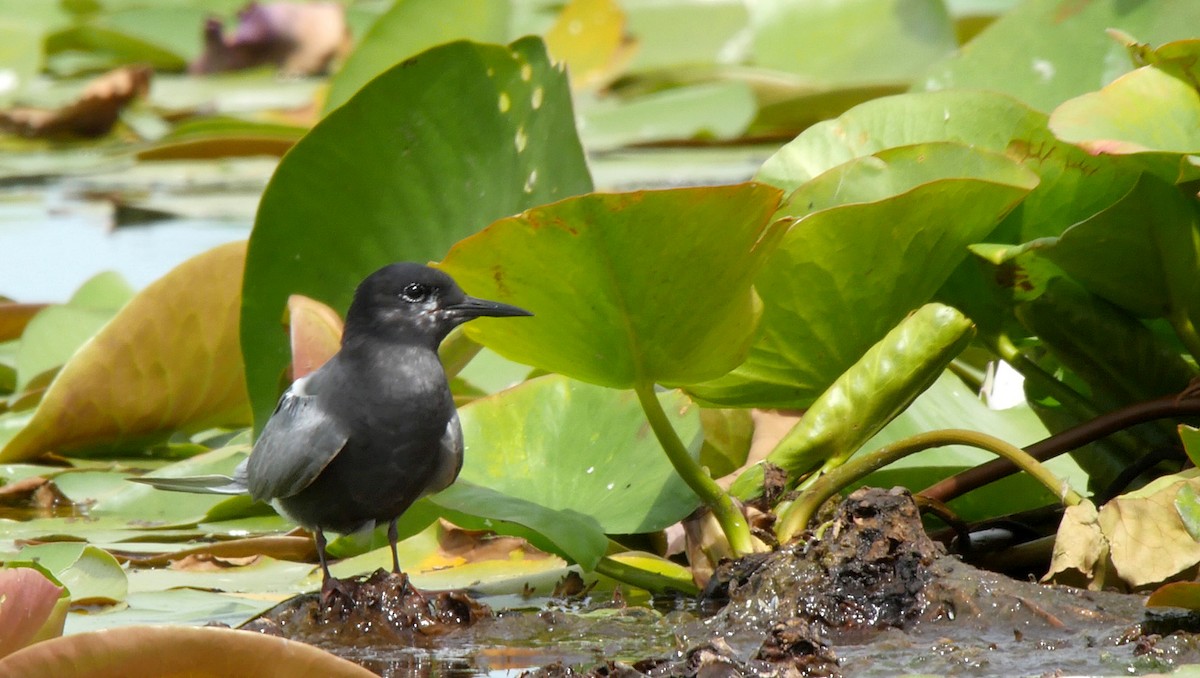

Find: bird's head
344;262;531;347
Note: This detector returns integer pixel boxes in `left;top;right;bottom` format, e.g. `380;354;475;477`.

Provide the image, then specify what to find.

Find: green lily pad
577;81;757;150
757;89;1139;244
89;444;257;528
427;375;706;569
1050;65;1200;157
690;145;1037;408
439;183;786;389
1049;65;1200;181
324;0;510;114
1035;174;1200;324
919;0;1200;113
0;243;251;461
15;272;133;393
752;0;956;88
16;543;127;605
243;37;592;430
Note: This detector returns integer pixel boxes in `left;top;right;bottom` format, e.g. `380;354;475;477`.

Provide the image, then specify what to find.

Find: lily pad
919;0;1200;112
0;624;376;677
751;0;956;88
14;272;133;392
439;183;786;389
690;146;1036;408
0;243;251;461
428;375;706;569
15;543;127;605
1034;174;1200;326
0;567;67;659
243;38;592;430
323;0;511;114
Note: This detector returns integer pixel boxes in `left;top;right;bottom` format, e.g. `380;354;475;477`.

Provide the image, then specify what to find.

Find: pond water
0;147;773;302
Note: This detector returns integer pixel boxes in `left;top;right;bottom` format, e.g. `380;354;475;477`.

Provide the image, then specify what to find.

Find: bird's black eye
400;282;430;303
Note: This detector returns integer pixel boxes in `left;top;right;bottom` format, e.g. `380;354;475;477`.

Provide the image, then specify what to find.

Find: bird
132;262;531;596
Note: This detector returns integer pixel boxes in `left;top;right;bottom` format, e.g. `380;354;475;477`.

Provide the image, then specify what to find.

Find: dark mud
238;488;1200;676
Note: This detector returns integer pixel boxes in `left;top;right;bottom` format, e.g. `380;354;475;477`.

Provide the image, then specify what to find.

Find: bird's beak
444;296;533;320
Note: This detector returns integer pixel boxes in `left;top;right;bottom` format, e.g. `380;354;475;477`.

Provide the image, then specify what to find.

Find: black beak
444;296;533;320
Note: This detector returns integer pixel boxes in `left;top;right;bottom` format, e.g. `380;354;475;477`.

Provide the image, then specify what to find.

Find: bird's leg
315;529;352;604
387;518;426;604
387;518;401;574
315;528;333;582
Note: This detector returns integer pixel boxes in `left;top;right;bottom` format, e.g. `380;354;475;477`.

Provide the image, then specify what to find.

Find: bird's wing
424;409;464;496
245;378;350;502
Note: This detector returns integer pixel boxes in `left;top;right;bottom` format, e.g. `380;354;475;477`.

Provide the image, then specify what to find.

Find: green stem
775;428;1083;543
994;334;1100;420
438;329;483;379
594;555;700;596
1170;311;1200;367
634;382;754;556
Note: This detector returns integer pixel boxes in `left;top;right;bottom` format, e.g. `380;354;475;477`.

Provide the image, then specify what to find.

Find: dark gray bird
133;263;531;592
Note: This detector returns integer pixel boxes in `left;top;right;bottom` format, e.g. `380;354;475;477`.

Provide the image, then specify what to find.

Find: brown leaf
0;242;252;461
1043;500;1111;590
191;2;351;76
0;303;48;342
1098;474;1200;588
113;535;315;568
169;553;262;571
0;66;151;139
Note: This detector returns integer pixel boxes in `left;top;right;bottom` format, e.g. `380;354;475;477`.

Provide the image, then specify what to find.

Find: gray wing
425;409;464;496
245;380;349;502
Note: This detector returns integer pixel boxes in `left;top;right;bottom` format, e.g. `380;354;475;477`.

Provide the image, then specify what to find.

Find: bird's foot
320;576;356;606
391;570;430;607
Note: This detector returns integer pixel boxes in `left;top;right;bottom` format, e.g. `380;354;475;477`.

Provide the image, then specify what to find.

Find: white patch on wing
290;374;313;397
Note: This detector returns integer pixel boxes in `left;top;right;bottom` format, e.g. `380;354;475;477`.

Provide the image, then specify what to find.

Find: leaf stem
1170;310;1200;367
775;428;1083;542
594;555;700;596
633;382;755;556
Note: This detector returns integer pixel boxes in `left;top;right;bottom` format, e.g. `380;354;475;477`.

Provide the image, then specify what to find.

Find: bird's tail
128;474;247;495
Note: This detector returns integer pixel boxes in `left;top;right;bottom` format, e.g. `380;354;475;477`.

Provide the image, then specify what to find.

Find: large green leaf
919;0;1200;112
438;183;786;389
751;0;956;87
1049;65;1200;181
1035;174;1200;326
323;0;511;114
243;38;592;429
429;375;704;569
690;144;1037;408
757;89;1139;244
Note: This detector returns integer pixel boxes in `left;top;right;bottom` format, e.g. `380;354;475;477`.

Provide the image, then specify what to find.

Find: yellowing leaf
1043;500;1110;590
1098;473;1200;588
545;0;634;90
0;242;251;461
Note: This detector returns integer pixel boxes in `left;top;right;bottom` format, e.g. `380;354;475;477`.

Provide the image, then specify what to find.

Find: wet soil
238;488;1200;676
